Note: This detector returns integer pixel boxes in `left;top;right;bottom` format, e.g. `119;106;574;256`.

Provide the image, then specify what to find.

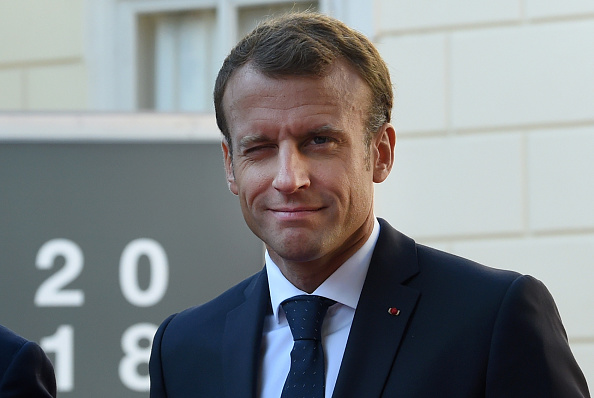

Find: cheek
314;164;359;204
344;165;375;207
236;167;270;206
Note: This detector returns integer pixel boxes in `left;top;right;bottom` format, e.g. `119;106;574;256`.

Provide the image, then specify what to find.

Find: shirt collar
266;218;381;324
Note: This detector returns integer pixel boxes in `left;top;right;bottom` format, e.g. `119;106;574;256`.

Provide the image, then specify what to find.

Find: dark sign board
0;142;263;397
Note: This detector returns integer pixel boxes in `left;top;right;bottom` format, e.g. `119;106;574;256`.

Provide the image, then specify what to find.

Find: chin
270;242;323;263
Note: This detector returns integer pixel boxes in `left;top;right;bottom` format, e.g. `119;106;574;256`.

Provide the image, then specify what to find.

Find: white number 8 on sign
119;323;157;392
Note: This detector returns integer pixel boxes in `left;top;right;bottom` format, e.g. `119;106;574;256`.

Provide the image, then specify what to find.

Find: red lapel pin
387;307;400;316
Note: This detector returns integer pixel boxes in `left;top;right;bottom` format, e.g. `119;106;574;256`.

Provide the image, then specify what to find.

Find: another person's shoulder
0;324;57;398
0;324;32;369
0;323;26;348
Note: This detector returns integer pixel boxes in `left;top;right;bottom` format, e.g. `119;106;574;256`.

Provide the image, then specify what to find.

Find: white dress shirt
258;218;381;398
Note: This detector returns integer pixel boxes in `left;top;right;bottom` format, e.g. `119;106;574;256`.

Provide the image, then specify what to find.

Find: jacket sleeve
486;275;590;397
0;340;56;398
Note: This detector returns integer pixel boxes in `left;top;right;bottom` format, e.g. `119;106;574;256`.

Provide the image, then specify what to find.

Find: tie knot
281;295;335;341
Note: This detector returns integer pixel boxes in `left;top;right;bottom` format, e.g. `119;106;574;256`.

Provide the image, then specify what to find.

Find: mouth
269;206;324;219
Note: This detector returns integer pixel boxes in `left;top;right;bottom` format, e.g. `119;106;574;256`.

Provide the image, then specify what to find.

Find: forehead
222;61;371;136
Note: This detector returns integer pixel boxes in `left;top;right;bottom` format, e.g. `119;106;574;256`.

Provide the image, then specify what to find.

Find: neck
269;218;375;293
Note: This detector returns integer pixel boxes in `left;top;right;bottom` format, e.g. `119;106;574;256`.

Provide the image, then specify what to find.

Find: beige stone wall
373;0;594;386
0;0;88;110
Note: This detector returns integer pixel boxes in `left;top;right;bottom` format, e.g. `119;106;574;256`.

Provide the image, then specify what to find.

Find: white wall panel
0;0;84;63
375;133;524;238
0;70;23;109
377;34;447;133
528;126;594;231
525;0;594;19
450;21;594;129
378;0;520;32
27;64;88;110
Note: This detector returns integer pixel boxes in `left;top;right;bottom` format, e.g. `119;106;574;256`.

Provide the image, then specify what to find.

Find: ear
372;123;396;183
221;139;239;195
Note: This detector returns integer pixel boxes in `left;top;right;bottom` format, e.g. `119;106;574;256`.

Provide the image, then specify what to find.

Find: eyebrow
237;125;346;149
309;125;345;136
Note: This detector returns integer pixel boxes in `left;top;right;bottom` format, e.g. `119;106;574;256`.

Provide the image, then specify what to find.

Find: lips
268;206;325;220
271;207;322;212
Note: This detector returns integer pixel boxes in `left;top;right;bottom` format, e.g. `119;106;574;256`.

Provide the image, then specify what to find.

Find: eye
311;136;332;145
244;145;262;153
240;144;278;162
243;143;273;154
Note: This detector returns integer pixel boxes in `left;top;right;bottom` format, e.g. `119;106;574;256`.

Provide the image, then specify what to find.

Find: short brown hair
214;12;393;149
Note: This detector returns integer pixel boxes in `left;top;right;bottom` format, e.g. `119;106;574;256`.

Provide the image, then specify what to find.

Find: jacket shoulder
416;244;520;284
164;269;266;333
376;218;521;290
149;269;268;397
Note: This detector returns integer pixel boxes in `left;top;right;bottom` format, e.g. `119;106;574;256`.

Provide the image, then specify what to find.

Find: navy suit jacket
0;325;56;398
150;219;590;397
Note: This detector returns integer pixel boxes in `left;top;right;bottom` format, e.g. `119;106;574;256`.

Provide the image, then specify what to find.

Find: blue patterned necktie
280;295;336;398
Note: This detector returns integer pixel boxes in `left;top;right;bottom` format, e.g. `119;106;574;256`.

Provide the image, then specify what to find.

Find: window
86;0;373;112
137;10;218;111
137;2;317;112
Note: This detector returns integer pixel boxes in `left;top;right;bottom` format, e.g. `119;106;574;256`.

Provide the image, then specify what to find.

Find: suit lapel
222;269;270;398
332;219;421;398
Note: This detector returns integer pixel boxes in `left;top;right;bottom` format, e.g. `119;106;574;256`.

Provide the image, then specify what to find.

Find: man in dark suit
149;12;590;397
0;324;56;397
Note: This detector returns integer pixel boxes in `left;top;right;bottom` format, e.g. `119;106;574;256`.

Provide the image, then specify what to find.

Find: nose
272;145;310;193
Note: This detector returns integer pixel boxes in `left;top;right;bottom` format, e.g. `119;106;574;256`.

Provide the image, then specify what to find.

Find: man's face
221;61;394;277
